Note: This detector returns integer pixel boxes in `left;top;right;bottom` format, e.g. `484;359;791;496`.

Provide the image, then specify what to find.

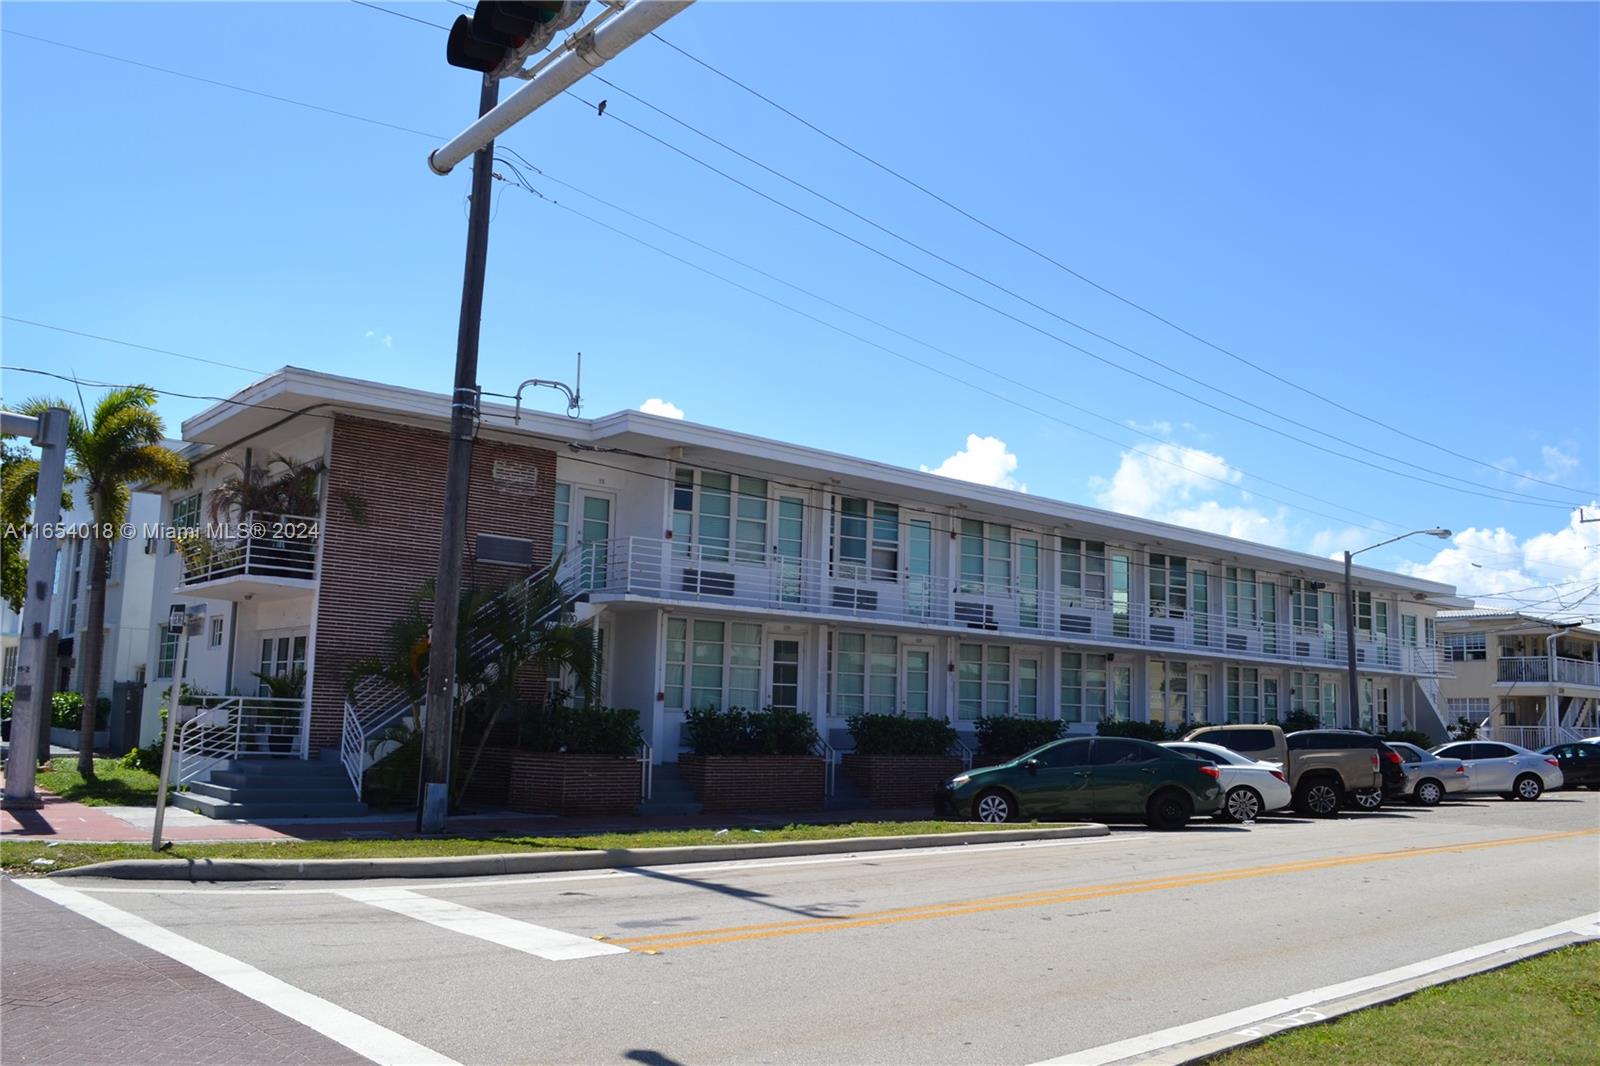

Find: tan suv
1181;725;1384;816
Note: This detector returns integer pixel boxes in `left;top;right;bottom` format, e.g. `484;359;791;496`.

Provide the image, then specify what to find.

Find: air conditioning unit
683;569;735;597
1060;613;1092;635
955;601;997;630
830;587;878;611
476;533;533;567
1150;624;1176;644
1295;641;1311;658
1226;634;1248;652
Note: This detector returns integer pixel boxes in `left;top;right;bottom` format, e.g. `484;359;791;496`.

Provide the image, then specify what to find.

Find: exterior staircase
637;760;702;816
173;753;369;820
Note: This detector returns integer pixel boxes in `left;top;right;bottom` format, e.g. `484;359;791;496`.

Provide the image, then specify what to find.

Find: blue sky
3;2;1597;611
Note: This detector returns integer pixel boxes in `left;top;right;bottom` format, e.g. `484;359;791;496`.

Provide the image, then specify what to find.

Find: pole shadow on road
619;864;855;922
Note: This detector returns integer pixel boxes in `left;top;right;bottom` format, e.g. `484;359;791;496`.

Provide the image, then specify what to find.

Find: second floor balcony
1497;655;1600;689
566;537;1451;677
179;512;319;600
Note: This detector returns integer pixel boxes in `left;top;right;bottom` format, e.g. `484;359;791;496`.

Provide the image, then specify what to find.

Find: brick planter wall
459;747;514;808
842;754;964;810
502;751;642;816
678;755;825;812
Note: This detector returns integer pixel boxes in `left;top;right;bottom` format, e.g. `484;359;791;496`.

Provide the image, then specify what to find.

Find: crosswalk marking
337;887;630;962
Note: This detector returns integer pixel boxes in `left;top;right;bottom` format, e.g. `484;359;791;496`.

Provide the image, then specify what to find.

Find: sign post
150;607;192;851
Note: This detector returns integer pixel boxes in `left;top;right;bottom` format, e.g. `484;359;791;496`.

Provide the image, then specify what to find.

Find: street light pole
1343;528;1452;729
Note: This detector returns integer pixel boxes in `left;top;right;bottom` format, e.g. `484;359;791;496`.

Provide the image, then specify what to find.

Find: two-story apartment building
139;368;1464;809
1436;609;1600;749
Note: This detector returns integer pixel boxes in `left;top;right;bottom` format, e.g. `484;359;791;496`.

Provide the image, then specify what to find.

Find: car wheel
1223;786;1263;824
1514;774;1544;801
973;789;1015;823
1145;789;1193;830
1295;779;1342;817
1352;788;1383;812
1413;779;1444;806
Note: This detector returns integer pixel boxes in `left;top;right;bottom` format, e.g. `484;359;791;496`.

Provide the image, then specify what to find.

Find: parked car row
938;725;1588;831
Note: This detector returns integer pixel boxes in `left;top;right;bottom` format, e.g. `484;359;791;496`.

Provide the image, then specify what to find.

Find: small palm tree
0;438;76;615
18;387;190;779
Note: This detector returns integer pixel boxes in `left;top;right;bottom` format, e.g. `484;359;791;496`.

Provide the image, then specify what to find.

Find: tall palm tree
19;387;190;779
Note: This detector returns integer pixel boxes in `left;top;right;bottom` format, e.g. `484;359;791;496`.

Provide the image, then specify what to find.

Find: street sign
167;605;187;634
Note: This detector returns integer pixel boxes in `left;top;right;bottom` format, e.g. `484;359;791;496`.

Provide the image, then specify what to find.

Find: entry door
767;638;801;711
1014;651;1042;719
906;519;934;618
1374;683;1391;733
774;496;805;604
902;646;932;717
576;491;613;587
257;630;307;695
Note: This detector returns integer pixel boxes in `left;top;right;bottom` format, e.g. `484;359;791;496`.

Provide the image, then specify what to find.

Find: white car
1383;741;1472;805
1430;740;1565;801
1161;740;1293;822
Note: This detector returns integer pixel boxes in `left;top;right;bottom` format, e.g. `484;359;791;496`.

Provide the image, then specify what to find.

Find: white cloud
363;329;393;349
1126;418;1173;436
1399;506;1600;618
1089;442;1291;545
639;398;685;420
1539;444;1579;481
921;435;1026;492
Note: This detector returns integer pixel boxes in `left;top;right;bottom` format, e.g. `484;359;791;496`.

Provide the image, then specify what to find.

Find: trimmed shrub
1097;717;1179;742
518;703;643;756
1277;710;1321;734
1382;729;1433;749
683;706;820;757
975;716;1065;760
847;713;956;757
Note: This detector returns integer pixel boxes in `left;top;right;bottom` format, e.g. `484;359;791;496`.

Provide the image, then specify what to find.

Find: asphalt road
6;794;1599;1066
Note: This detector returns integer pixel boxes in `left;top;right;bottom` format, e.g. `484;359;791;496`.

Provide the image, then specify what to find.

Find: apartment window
836;498;899;581
678;619;761;711
1112;665;1132;719
833;632;898;716
156;624;180;680
1446;697;1491;722
1018;536;1041;629
1148;660;1189;727
1060;538;1107;606
552;482;571;560
1355;592;1389;640
64;537;83;634
1291;671;1337;727
2;646;17;688
169;492;201;554
208;616;225;648
1226;665;1261;723
734;478;770;564
1060;652;1109;724
694;471;732;562
958;520;1011;594
1192;569;1210;645
1148;554;1187;618
904;648;931;717
1402;615;1418;646
1290;578;1322;630
957;644;1010;720
673;469;769;565
665;618;687;709
1444;632;1486;662
1424;617;1437;645
1225;567;1258;628
258;633;307;685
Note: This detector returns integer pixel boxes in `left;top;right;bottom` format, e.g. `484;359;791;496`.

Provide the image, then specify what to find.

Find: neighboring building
1;594;19;692
139;367;1466;809
1435;609;1600;749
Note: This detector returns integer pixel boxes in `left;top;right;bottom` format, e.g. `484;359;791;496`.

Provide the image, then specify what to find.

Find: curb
50;823;1109;882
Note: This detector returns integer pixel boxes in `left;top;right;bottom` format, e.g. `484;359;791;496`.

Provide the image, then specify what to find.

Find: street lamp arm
1349;527;1453;559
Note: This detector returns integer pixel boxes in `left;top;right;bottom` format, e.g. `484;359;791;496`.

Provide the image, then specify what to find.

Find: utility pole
2;407;70;810
1342;528;1452;731
417;74;500;834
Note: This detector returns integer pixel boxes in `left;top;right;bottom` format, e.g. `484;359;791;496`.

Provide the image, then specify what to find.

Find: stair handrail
638;741;653;800
813;736;837;796
953;734;977;770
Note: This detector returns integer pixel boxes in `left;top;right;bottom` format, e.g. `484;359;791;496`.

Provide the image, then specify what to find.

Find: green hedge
1382;729;1433;749
975;716;1065;760
683;706;819;757
1097;717;1181;742
1277;710;1322;734
0;691;110;728
847;713;957;757
519;704;643;756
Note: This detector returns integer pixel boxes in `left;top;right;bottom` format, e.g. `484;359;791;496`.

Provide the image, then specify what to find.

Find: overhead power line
647;31;1599;500
3;316;271;375
348;0;451;32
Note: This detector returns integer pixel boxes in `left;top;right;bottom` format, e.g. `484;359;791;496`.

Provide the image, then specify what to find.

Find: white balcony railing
565;537;1452;677
1497;656;1600;688
181;511;318;587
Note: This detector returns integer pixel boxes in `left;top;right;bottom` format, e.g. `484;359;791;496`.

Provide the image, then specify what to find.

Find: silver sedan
1431;740;1565;801
1384;741;1471;805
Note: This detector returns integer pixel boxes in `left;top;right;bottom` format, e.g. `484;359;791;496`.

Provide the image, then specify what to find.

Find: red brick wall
503;752;641;815
309;415;557;756
842;754;964;809
678;755;825;812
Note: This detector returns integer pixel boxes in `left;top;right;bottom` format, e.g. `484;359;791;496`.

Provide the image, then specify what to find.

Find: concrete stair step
213;758;348;778
171;792;369;820
189;780;356;804
208;769;350;789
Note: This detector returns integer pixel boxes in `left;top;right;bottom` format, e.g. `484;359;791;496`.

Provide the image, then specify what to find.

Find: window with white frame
835;497;899;581
1291;671;1337;727
1112;664;1132;718
2;646;17;688
1225;567;1258;628
1148;554;1187;618
1444;632;1486;662
64;537;83;634
1226;665;1261;723
156;619;180;679
1424;617;1437;645
1060;538;1107;606
208;616;224;647
1446;697;1491;722
1355;592;1389;640
1290;578;1322;630
169;492;201;554
1148;660;1189;726
672;470;769;565
1402;614;1418;646
769;638;801;711
734;478;770;564
552;482;571;561
1060;652;1108;723
957;643;1010;719
669;618;762;711
958;520;1011;594
258;632;307;693
832;632;898;716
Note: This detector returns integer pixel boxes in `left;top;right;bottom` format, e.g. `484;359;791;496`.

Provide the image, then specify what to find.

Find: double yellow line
609;828;1599;953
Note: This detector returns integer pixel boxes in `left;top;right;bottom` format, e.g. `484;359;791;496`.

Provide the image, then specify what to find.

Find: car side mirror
1024;758;1040;775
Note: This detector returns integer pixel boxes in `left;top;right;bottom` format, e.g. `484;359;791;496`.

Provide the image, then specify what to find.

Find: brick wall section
678;755;825;812
309;415;557;756
460;747;514;808
842;754;964;810
502;752;641;815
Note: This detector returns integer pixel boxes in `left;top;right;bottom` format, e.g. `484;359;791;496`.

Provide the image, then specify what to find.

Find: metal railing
638;741;653;800
814;737;838;796
1497;656;1600;688
569;537;1452;677
953;735;976;771
181;511;318;586
175;695;307;787
1479;723;1586;751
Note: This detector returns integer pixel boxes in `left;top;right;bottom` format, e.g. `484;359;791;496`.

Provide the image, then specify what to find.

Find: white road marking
1031;910;1600;1065
14;879;460;1066
63;833;1145;895
337;886;630;961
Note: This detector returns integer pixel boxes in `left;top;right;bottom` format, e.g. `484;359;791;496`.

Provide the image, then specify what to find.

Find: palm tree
0;439;75;615
18;387;190;779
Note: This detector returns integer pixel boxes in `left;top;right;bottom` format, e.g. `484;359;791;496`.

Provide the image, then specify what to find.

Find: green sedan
938;736;1224;830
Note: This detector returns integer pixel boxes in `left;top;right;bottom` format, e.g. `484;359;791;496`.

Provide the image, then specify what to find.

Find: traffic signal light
446;2;584;75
